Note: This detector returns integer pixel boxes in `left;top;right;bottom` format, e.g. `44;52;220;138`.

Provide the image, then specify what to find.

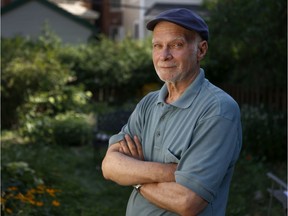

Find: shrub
1;36;70;129
1;161;61;215
52;112;93;147
58;36;157;104
18;112;94;147
16;81;94;145
241;105;286;161
18;115;55;145
204;0;286;88
17;85;93;120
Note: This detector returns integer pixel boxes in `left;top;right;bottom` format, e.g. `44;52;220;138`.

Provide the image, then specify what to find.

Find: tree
58;36;156;103
1;36;69;128
203;0;287;88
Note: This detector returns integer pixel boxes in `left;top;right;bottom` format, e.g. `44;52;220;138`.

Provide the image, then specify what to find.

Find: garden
1;0;287;215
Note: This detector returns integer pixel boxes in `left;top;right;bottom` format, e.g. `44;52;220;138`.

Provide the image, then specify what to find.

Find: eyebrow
152;37;186;44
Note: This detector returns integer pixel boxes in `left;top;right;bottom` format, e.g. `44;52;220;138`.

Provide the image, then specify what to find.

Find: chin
157;72;179;82
160;77;179;83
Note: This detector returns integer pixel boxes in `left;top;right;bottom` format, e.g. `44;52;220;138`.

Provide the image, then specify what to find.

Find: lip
157;65;177;68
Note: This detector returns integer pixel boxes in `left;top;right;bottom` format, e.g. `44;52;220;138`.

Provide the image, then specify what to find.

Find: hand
119;134;144;161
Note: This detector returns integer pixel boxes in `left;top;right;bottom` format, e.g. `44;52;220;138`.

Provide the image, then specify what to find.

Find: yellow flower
36;201;44;207
27;188;36;194
6;193;15;199
28;199;36;205
6;208;13;214
1;197;6;204
7;186;18;191
36;185;45;194
15;193;26;202
46;188;60;197
52;200;60;207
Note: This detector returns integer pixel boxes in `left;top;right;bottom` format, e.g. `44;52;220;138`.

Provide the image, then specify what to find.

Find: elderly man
102;8;242;216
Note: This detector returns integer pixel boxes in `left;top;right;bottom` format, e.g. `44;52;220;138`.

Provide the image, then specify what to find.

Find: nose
159;48;172;61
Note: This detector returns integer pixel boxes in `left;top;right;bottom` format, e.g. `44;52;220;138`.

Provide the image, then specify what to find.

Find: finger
120;140;131;155
119;146;123;153
134;136;144;160
125;134;138;156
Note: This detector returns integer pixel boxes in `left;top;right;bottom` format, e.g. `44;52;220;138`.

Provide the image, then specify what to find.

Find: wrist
133;184;142;192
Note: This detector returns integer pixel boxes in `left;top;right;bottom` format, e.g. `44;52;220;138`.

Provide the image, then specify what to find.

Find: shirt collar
157;68;205;109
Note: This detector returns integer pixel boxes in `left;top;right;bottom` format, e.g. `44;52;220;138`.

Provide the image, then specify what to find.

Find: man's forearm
139;182;208;216
101;139;208;215
101;144;177;185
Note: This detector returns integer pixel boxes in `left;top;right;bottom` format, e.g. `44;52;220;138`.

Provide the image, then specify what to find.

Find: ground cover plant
1;130;286;216
1;133;131;216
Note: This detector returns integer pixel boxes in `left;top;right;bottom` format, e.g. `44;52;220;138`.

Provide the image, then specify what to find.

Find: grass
1;133;130;216
1;131;286;216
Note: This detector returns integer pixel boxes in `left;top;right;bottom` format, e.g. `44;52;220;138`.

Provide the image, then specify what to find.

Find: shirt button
156;131;161;136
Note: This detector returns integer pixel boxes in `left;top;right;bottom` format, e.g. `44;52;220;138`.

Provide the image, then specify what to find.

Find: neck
165;69;200;104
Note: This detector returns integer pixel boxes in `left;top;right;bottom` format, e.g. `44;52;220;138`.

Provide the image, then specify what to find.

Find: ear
197;41;208;62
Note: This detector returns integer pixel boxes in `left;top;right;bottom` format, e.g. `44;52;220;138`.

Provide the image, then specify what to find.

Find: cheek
152;52;157;60
178;55;195;71
173;53;189;65
152;56;157;66
152;53;160;65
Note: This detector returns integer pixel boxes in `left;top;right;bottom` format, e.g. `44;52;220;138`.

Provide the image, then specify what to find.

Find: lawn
1;132;286;216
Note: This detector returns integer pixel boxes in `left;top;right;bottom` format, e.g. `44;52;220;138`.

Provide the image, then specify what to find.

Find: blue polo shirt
109;69;242;215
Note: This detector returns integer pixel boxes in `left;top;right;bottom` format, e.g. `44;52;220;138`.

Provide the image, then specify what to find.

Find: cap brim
146;18;198;33
146;18;165;30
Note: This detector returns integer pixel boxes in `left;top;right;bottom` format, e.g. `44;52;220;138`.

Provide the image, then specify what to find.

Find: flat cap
146;8;209;41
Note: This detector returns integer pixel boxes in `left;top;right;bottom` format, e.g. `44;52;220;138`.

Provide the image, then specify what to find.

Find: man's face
152;21;199;84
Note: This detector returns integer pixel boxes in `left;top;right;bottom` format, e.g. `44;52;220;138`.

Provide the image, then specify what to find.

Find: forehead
152;21;193;42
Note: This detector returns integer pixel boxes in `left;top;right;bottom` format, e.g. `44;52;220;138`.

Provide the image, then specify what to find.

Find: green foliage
241;105;287;161
1;35;70;129
201;0;287;164
1;136;285;216
227;152;285;215
18;85;93;121
58;35;156;103
1;31;96;131
15;77;94;145
18;115;54;145
2;161;41;187
203;0;287;88
38;22;62;50
18;112;94;146
1;32;156;129
1;140;130;216
1;161;61;215
52;112;93;147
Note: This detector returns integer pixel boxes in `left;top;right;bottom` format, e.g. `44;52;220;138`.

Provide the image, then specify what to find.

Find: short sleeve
175;115;241;202
108;103;143;146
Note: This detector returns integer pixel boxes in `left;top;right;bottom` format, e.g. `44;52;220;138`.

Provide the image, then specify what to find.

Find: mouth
157;64;177;69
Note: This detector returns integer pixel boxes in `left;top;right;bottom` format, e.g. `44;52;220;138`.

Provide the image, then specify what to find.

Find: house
120;0;206;39
90;0;123;40
1;0;207;43
50;0;99;24
1;0;100;43
88;0;207;40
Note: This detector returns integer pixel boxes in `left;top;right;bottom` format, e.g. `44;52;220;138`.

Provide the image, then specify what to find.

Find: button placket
154;104;171;148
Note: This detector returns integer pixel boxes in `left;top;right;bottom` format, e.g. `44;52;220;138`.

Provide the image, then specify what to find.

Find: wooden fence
92;84;287;112
219;84;287;112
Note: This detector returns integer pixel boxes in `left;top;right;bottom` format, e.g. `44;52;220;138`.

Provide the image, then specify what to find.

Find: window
133;22;139;39
110;0;121;10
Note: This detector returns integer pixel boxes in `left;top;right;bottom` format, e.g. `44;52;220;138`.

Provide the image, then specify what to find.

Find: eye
153;43;162;50
171;42;183;49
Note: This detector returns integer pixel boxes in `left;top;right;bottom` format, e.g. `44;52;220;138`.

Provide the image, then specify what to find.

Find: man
102;8;242;216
